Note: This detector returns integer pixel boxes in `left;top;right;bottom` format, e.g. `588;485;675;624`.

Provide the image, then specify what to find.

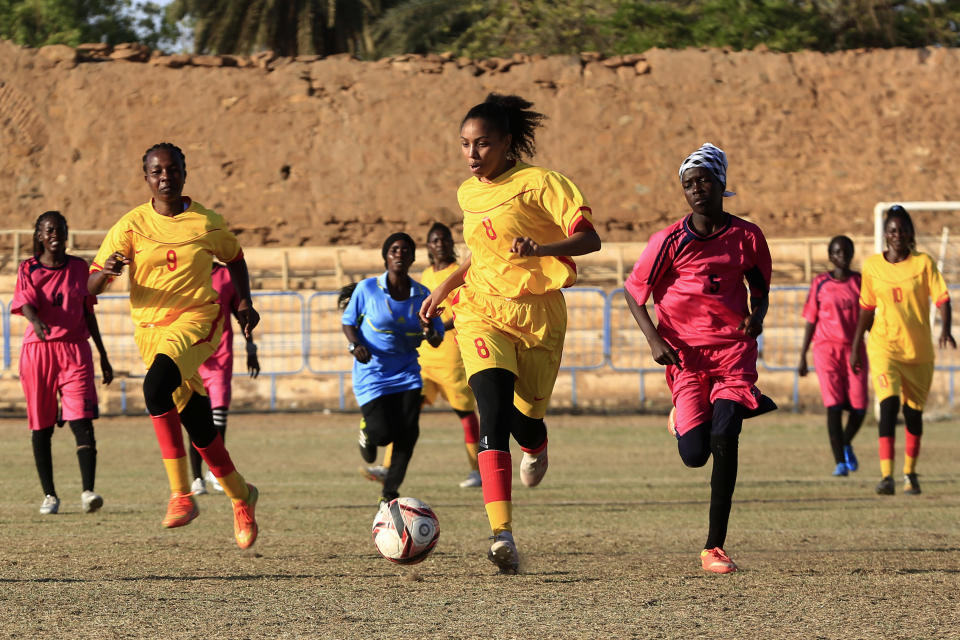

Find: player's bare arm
419;257;471;323
623;290;682;368
226;258;259;340
797;321;816;376
511;229;601;258
342;323;371;364
738;295;768;338
20;303;49;341
88;252;130;295
849;307;875;373
939;299;956;348
84;307;113;385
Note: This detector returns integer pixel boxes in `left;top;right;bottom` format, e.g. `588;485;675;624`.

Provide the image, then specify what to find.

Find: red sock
479;450;511;505
904;430;921;459
878;435;894;462
461;413;479;444
151;409;185;459
192;433;236;478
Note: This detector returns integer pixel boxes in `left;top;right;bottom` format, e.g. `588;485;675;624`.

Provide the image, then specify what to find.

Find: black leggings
32;419;97;495
143;354;217;448
361;389;422;501
468;368;547;452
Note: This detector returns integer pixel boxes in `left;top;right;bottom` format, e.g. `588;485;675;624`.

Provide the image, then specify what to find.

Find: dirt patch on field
2;42;960;247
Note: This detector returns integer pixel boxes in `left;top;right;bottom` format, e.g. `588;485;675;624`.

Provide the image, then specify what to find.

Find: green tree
0;0;172;48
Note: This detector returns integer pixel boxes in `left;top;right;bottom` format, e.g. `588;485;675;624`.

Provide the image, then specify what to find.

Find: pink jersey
802;272;861;345
11;256;95;344
625;214;772;349
201;264;238;371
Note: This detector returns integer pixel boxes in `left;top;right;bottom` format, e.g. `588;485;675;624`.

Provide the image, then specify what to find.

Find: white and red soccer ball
372;497;439;565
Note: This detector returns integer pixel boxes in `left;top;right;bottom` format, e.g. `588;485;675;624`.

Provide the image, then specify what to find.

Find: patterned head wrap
678;142;735;197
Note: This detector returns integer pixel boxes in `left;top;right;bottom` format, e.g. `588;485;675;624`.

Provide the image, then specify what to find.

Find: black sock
69;420;97;492
844;409;866;445
705;434;739;550
32;427;56;497
826;405;845;464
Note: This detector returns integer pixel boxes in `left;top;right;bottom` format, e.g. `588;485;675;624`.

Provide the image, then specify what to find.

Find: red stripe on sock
151;409;185;459
461;413;479;444
878;436;895;461
520;436;548;455
905;430;921;459
479;450;511;504
192;433;236;478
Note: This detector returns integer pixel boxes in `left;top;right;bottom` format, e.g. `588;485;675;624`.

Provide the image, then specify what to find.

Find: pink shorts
812;341;868;410
666;340;761;436
199;356;233;409
19;340;98;430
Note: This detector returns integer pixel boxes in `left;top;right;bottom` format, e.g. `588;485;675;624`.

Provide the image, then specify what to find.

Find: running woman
88;142;260;549
13;211;113;515
797;236;868;476
420;93;602;574
342;233;444;505
190;262;261;495
624;143;775;574
850;205;954;496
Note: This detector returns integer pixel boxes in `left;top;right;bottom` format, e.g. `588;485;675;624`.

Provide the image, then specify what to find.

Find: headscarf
678;142;735;197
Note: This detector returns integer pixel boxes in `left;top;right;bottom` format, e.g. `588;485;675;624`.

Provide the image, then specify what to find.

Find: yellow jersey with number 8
457;163;593;299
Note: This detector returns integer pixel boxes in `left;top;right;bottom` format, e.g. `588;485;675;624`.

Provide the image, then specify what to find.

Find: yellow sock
218;470;250;502
163;457;191;494
880;458;894;478
485;500;512;535
904;455;917;475
382;442;393;468
466;442;480;471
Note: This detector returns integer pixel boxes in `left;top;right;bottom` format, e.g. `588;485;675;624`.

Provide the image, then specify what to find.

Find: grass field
1;410;958;639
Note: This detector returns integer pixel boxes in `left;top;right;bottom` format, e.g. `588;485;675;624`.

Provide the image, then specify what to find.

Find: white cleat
488;531;519;574
361;465;388;484
191;477;208;495
39;495;60;515
81;490;103;513
459;470;482;488
205;470;224;492
520;446;548;487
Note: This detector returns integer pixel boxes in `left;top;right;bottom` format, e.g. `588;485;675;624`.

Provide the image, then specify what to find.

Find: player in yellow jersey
420;94;601;574
88;143;259;549
850;205;955;496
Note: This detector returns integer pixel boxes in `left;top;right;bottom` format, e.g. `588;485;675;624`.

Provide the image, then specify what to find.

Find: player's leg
454;409;481;487
814;342;848;475
826;406;847;475
21;343;60;513
203;367;231;492
434;364;482;487
701;398;743;574
901;360;933;495
379;389;422;503
869;351;901;495
57;341;103;512
31;427;59;514
843;344;869;472
68;419;102;513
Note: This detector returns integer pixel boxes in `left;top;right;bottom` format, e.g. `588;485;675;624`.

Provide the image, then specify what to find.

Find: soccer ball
372;497;440;565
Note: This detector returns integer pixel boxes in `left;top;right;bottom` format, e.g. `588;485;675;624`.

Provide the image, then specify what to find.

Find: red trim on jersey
557;255;578;274
859;302;877;311
127;227;228;245
225;248;244;264
192;308;224;346
566;209;595;236
936;293;950;308
90;262;103;272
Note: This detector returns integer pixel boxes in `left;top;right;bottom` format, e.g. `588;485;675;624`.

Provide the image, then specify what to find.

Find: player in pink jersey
797;236;868;477
190;263;261;495
12;211;113;515
625;143;775;574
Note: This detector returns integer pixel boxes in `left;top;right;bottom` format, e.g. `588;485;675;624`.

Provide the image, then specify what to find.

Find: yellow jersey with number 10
91;198;243;328
860;251;949;364
457;163;593;299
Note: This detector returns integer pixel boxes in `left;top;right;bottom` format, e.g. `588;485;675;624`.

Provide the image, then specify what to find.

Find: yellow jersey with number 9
457;162;593;298
91;199;243;327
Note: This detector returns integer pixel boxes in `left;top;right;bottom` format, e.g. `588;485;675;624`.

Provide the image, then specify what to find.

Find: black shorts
360;388;422;447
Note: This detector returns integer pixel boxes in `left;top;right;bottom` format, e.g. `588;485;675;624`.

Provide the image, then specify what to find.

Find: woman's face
828;239;853;271
427;229;454;265
144;148;186;202
385;239;415;275
460;117;511;181
681;166;723;216
37;218;66;256
885;217;912;255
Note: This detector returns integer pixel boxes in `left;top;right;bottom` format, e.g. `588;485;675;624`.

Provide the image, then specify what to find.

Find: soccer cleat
205;470;224;492
191;477;208;495
833;462;849;477
233;484;259;549
459;470;482;488
39;495;60;515
875;476;895;495
520;446;548;488
843;445;858;472
360;465;388;484
81;490;103;513
701;547;738;574
358;429;376;464
162;492;199;528
667;407;678;438
904;473;921;495
488;531;519;575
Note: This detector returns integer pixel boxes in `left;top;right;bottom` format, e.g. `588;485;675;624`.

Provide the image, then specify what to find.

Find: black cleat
904;473;921;495
875;475;895;495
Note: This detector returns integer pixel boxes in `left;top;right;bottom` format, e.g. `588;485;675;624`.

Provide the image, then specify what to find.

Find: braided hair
461;93;545;161
32;210;68;258
337;282;358;312
142;142;186;173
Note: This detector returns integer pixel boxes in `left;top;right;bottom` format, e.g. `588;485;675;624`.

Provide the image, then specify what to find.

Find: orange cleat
701;547;738;574
667;407;678;438
233;484;259;549
162;492;199;528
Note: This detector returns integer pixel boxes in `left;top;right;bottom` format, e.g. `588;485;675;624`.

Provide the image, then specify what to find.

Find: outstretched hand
235;301;260;340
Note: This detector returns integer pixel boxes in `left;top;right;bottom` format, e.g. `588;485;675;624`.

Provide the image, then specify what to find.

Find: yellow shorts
421;361;476;412
135;306;222;412
453;287;566;419
868;349;934;411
